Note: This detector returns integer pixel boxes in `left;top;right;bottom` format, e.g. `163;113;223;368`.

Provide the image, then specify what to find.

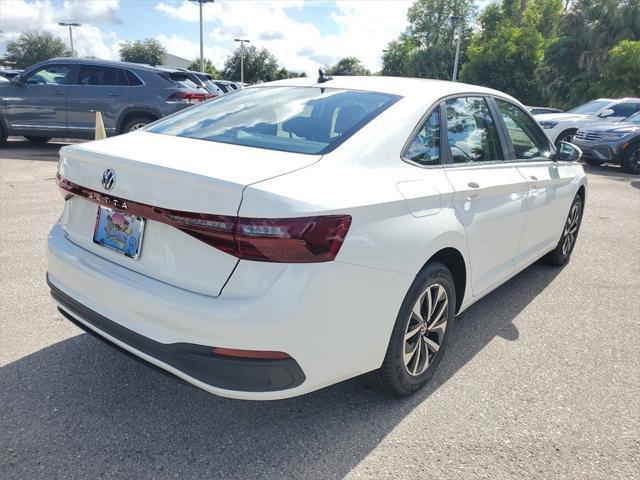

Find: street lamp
58;22;81;57
234;38;250;83
449;16;463;82
189;0;214;73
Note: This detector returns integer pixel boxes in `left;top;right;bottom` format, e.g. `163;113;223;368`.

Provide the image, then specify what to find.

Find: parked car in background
0;69;23;80
535;97;640;147
572;111;640;174
0;58;213;145
47;76;586;400
527;106;562;115
215;80;242;92
172;68;225;97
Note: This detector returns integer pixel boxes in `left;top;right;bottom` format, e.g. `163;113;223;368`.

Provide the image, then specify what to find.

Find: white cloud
155;0;411;75
0;0;122;59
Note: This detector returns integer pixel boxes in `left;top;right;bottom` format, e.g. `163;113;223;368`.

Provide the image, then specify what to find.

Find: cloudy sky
0;0;418;74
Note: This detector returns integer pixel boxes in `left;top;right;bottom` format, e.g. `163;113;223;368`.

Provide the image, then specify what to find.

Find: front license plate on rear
93;206;145;259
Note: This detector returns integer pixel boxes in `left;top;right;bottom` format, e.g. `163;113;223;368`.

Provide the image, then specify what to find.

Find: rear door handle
52;91;65;96
108;93;121;97
530;175;538;181
467;182;480;189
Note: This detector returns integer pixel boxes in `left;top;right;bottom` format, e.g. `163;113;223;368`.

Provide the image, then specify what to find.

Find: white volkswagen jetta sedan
47;76;587;400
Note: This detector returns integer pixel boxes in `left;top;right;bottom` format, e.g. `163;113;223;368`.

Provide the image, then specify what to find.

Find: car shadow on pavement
581;162;637;181
0;138;79;162
1;263;561;480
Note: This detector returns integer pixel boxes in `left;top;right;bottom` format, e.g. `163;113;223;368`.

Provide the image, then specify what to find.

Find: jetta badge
102;169;116;191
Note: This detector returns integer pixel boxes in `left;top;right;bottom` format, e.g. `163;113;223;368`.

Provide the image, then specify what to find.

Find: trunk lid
58;131;320;296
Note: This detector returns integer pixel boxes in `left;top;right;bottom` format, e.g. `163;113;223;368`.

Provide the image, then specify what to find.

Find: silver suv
0;58;212;145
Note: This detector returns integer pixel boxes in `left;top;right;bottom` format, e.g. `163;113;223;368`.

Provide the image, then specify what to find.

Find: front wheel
555;129;577;149
542;194;584;266
368;262;456;396
621;145;640;175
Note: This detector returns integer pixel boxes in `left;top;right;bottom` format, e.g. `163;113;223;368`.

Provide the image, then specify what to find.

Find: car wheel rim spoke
403;283;449;376
562;203;580;255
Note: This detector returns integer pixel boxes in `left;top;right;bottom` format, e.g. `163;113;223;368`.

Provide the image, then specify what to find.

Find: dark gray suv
0;58;212;145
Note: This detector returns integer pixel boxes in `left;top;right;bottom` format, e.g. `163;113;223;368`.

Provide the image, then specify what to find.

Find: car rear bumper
47;222;412;400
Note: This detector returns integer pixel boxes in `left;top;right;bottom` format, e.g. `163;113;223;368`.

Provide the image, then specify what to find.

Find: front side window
495;99;551;161
77;65;128;86
147;86;401;155
609;102;640;118
24;64;72;85
405;108;440;166
445;97;502;163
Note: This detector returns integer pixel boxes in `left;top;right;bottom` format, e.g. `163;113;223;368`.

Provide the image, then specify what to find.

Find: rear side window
495;99;551;161
78;65;128;86
405;109;440;166
445;97;503;163
147;86;401;155
124;70;143;86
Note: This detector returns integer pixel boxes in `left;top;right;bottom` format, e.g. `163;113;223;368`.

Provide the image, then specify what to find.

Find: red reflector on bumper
211;348;290;360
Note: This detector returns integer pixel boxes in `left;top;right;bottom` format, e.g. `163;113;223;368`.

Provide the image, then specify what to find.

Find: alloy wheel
403;283;449;376
628;148;640;173
562;202;581;256
129;122;148;131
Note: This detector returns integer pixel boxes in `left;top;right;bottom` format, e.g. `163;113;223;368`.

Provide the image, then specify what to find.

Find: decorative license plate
93;206;145;259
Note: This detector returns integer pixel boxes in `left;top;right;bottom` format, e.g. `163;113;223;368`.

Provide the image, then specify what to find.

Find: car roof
257;75;519;104
44;57;182;73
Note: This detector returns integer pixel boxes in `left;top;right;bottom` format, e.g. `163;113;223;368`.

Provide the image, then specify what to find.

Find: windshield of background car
146;86;401;154
567;99;611;115
625;112;640;124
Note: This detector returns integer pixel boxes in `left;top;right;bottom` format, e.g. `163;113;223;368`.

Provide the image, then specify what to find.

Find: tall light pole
234;38;250;83
58;22;81;57
450;16;463;82
189;0;214;73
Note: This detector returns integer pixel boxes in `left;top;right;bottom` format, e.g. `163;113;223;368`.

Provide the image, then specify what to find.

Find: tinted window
124;70;143;86
148;87;400;154
626;112;640;124
24;64;72;85
445;97;502;163
609;102;640;118
495;99;551;161
78;65;128;86
405;108;440;166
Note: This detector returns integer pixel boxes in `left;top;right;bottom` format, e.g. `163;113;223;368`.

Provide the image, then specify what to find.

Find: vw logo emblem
102;169;116;191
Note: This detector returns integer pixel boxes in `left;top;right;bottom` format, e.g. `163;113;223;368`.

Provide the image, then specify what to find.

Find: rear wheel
368;262;455;396
542;194;583;266
24;136;51;144
621;145;640;175
122;115;155;134
0;122;6;147
555;129;577;148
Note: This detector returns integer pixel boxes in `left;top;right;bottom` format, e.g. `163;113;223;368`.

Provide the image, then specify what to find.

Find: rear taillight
167;212;352;263
58;175;351;263
166;91;213;104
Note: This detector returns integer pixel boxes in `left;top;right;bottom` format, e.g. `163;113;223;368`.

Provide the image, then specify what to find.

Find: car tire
368;262;456;397
621;145;640;175
584;158;603;167
122;116;155;134
542;194;584;266
0;122;6;148
24;136;51;144
555;129;578;148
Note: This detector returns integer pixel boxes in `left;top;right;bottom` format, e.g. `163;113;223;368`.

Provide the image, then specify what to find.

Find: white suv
47;77;587;400
535;97;640;146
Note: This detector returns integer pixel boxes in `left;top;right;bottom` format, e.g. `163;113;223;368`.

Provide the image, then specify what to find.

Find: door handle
530;175;538;181
52;91;65;96
107;93;121;97
467;182;480;189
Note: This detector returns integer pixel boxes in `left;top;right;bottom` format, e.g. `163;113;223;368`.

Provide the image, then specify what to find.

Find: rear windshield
146;86;401;154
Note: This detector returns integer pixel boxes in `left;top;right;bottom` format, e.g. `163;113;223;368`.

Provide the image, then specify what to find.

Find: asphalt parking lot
1;138;639;479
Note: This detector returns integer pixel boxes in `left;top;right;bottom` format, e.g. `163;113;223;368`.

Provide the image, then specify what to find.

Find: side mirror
598;108;614;118
10;75;24;86
556;141;582;162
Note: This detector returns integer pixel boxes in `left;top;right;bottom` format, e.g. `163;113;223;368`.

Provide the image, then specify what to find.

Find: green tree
187;58;219;76
595;40;640;97
6;32;70;68
326;57;371;76
222;45;280;83
382;0;475;79
119;38;166;66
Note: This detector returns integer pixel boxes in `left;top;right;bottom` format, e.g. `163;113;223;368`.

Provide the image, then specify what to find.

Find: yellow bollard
95;111;107;140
